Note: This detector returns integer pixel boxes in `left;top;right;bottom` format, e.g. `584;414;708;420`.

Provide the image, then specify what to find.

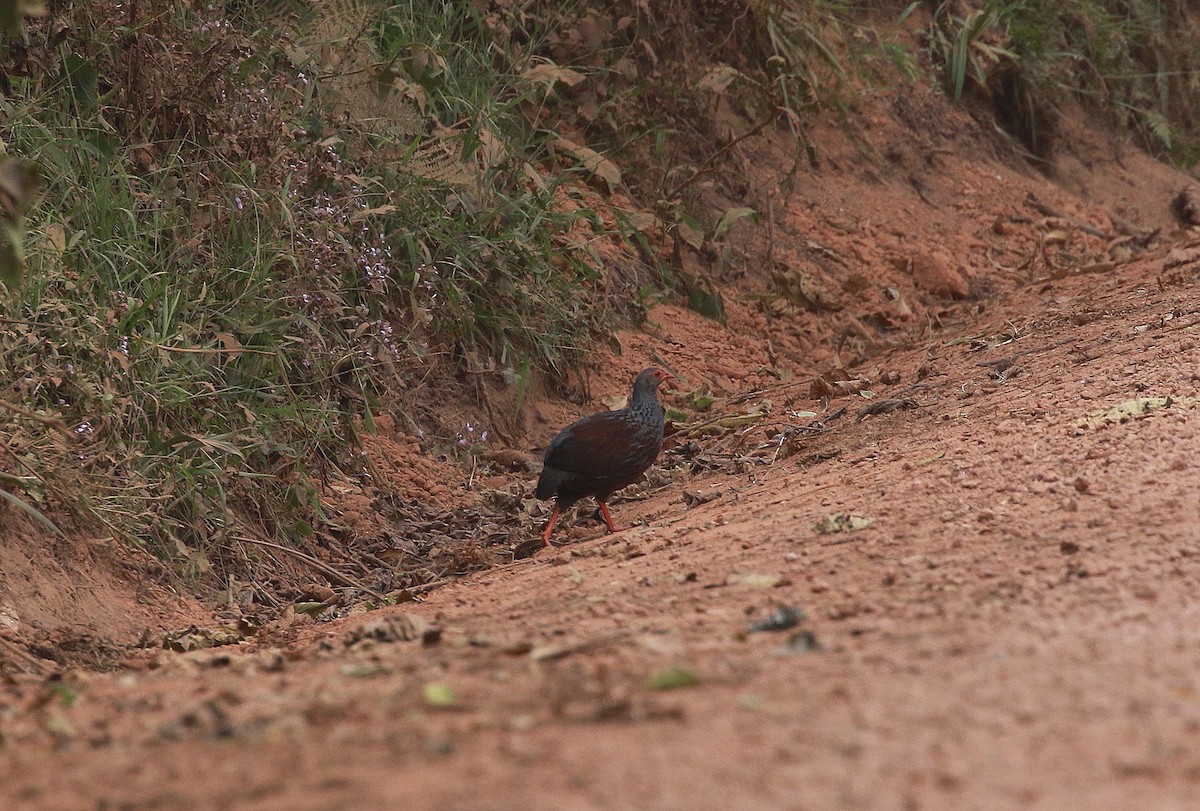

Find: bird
535;367;675;545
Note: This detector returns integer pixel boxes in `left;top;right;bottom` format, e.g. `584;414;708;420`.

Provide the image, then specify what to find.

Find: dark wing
542;411;638;477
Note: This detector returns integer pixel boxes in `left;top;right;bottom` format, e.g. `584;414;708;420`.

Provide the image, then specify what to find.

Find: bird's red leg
540;505;561;545
596;501;624;534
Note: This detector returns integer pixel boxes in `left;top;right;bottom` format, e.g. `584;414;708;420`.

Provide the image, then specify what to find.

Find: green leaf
677;216;704;250
897;1;922;25
686;283;726;325
49;682;78;708
0;488;66;538
647;665;699;691
423;681;456;708
63;52;99;114
293;601;326;618
664;407;688;423
712;206;758;240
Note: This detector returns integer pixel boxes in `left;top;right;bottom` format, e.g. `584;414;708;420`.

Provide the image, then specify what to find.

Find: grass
919;0;1200;164
0;0;611;577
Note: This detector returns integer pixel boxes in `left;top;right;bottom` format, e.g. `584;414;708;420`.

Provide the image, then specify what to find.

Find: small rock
749;605;805;633
782;630;821;653
909;253;969;299
1171;185;1200;226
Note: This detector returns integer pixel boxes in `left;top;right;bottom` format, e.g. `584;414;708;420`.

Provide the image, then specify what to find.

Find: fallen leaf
293;601;326;618
1163;246;1200;269
553;138;621;190
810;376;871;399
522;62;586;89
774;265;844;311
1076;395;1197;430
682;489;721;508
738;694;768;712
530;632;627;662
647;665;699;691
348;204;398;224
45;711;75;740
423;682;456;708
162;622;253;652
216;332;243;356
621;210;662;235
814;514;874;534
696;64;743;93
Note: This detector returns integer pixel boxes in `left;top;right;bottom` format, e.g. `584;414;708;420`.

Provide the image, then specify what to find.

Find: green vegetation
0;0;610;572
919;0;1200;164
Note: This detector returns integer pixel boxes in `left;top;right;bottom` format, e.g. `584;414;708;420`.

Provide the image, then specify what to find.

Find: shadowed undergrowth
0;0;614;580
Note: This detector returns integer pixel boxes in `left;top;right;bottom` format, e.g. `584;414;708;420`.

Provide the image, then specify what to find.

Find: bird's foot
596;502;624;534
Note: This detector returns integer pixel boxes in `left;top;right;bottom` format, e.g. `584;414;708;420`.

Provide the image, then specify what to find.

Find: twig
0;634;47;675
407;578;451;594
975;337;1073;367
1024;193;1110;239
766;194;776;273
233;534;384;601
146;343;274;356
0;400;72;436
856;398;920;422
530;631;630;662
665;114;775;200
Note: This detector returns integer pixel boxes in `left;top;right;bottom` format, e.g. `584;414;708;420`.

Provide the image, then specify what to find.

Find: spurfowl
536;367;675;545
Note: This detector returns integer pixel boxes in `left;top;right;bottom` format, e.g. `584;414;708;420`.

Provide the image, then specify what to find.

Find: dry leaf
697;64;743;94
522;63;586;89
553;138;621;190
814;514;874;534
1075;396;1197;430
